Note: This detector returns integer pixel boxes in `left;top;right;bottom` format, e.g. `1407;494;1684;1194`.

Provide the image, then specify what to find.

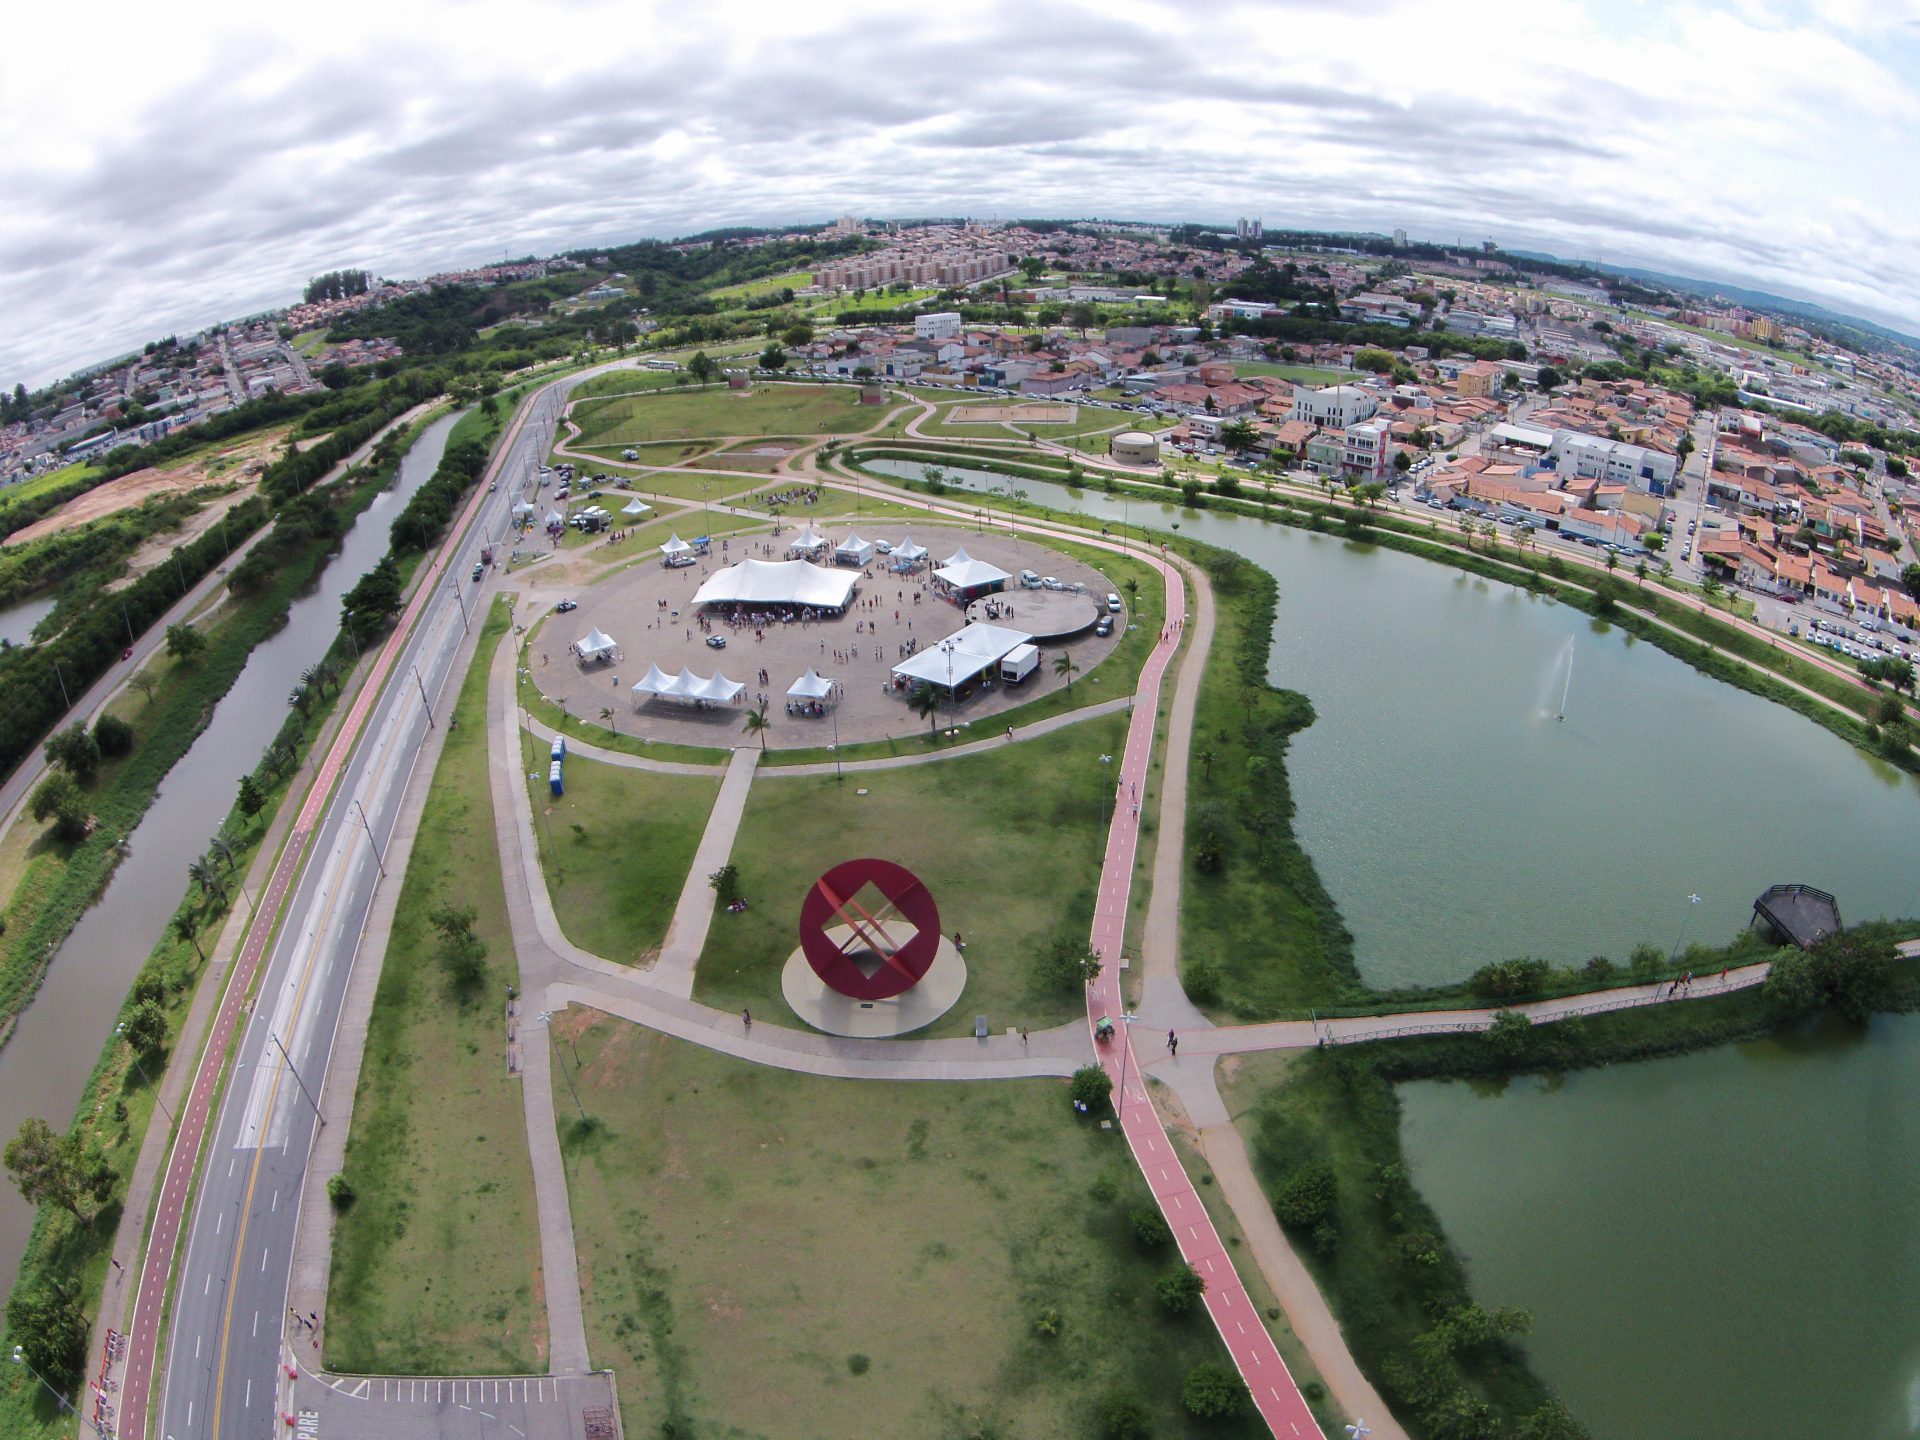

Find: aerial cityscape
2;4;1918;1440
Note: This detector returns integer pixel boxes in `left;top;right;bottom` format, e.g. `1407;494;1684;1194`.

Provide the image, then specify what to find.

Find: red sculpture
798;858;943;1000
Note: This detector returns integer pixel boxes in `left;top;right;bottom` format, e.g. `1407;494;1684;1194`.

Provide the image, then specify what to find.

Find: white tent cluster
693;558;857;612
631;666;746;706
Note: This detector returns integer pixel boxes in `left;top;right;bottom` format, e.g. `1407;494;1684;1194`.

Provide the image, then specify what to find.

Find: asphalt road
132;382;571;1440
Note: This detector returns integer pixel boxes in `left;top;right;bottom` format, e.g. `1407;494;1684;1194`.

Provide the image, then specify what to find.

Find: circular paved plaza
527;523;1132;750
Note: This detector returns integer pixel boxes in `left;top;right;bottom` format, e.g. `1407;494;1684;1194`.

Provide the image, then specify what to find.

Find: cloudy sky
5;0;1919;388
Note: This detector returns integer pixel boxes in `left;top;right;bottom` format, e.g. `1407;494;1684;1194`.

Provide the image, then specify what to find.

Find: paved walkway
650;747;758;997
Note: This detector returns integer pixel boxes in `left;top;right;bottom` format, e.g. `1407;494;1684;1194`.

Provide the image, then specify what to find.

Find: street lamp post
114;1023;174;1125
448;577;470;635
412;664;436;728
1669;892;1702;973
1115;1010;1138;1117
536;1011;587;1123
352;800;387;878
1099;753;1113;821
269;1030;324;1126
11;1345;88;1432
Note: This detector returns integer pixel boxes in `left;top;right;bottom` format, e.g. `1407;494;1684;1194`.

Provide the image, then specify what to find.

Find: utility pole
352;800;387;877
412;665;436;727
449;577;470;635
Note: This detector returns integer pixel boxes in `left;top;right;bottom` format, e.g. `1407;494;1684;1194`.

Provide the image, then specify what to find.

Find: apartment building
1549;430;1678;493
1288;384;1378;428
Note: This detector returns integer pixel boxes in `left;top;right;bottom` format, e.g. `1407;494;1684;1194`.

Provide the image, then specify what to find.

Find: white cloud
2;0;1917;387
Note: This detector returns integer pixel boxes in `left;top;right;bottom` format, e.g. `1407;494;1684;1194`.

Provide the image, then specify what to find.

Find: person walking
1166;1029;1178;1055
741;1007;752;1032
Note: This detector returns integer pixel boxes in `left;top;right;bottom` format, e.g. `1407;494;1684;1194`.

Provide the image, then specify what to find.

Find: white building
1289;384;1379;429
1550;430;1678;493
914;312;963;340
1342;419;1393;482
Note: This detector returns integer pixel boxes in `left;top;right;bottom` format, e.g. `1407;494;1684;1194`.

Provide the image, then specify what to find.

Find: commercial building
1342;419;1393;482
1549;430;1679;494
1288;384;1378;429
914;312;963;340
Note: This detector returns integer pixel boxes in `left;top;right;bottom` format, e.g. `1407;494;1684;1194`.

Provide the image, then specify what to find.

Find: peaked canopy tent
575;627;618;663
631;666;747;707
512;499;537;520
835;531;874;567
891;622;1033;694
621;497;653;518
661;533;694;558
788;525;829;557
545;509;567;530
932;554;1013;600
892;536;928;564
787;668;837;699
692;558;857;613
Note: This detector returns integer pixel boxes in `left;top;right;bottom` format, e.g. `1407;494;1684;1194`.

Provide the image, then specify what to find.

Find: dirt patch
107;486;257;590
6;427;284;547
948;403;1077;424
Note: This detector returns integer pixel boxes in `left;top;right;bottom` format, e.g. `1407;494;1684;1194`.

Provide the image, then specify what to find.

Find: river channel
865;461;1920;986
0;411;458;1300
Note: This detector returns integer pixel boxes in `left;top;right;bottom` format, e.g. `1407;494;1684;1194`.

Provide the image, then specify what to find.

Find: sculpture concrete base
781;933;967;1038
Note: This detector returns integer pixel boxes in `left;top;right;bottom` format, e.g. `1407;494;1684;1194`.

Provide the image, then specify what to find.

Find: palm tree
741;703;772;752
907;682;941;738
300;665;324;697
1124;576;1141;610
1605;550;1619;574
599;706;616;736
1635;559;1649;587
1197;746;1217;782
173;911;205;964
187;858;226;908
207;834;234;874
1053;653;1079;692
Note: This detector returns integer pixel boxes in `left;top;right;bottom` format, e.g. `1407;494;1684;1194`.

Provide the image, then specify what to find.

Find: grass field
520;736;719;965
571;385;883;448
0;458;103;521
327;599;547;1374
697;712;1128;1036
1232;361;1352;386
555;1020;1268;1440
707;268;812;302
561;437;717;468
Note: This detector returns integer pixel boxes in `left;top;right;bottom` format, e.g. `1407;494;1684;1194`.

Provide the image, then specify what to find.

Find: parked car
555;599;578;613
706;634;727;649
471;562;484;582
1094;616;1114;637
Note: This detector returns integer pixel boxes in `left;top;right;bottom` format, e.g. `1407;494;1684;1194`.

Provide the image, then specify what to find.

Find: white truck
1000;643;1039;685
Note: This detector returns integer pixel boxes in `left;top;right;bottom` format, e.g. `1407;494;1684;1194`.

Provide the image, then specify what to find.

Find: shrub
1311;1220;1340;1256
93;713;135;757
1069;1065;1113;1114
1030;1305;1063;1338
1468;957;1550;999
1485;1008;1532;1059
1273;1160;1336;1230
846;1353;870;1375
1096;1394;1153;1440
1181;1361;1249;1420
1183;958;1222;1005
708;862;741;906
1130;1206;1172;1249
45;722;101;778
1580;956;1616;983
29;771;90;842
1155;1263;1205;1315
1760;949;1819;1020
327;1173;356;1211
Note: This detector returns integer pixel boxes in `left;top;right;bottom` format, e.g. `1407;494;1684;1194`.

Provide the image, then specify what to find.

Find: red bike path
1086;555;1320;1439
116;398;531;1440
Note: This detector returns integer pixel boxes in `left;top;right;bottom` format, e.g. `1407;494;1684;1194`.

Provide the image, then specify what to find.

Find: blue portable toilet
549;759;564;796
550;736;567;762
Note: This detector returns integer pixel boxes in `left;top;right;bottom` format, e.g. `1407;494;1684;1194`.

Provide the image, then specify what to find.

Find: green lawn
571;385;884;448
555;1021;1267;1440
697;712;1128;1036
520;736;720;965
0;458;103;521
560;437;717;468
567;370;695;404
327;598;547;1374
707;268;813;302
1232;361;1351;386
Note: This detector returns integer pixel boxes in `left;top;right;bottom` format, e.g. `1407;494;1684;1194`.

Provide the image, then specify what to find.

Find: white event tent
576;627;618;663
621;497;652;518
891;622;1032;693
660;533;694;560
788;525;829;556
631;666;747;706
692;558;857;612
835;531;874;567
892;536;928;564
933;551;1012;594
786;668;836;700
512;499;536;521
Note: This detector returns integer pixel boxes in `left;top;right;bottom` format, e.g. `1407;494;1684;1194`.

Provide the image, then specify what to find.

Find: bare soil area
947;402;1076;424
4;428;282;547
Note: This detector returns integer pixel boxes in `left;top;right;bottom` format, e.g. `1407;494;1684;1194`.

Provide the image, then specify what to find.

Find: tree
1485;1008;1533;1059
1273;1160;1336;1229
759;344;787;371
4;1117;102;1221
5;1275;91;1391
1353;347;1395;374
29;772;89;843
780;322;813;349
1053;652;1079;691
907;680;941;737
172;910;206;964
1761;949;1819;1021
1808;924;1895;1023
343;555;404;639
237;772;267;819
1218;418;1258;451
1069;1065;1113;1112
187;857;227;907
1516;1400;1593;1440
1155;1262;1206;1314
686;351;719;386
45;724;101;779
1902;563;1920;605
165;622;206;662
1181;1362;1249;1420
741;702;772;751
427;901;487;996
709;863;742;907
121;998;167;1055
1535;364;1563;391
128;671;158;705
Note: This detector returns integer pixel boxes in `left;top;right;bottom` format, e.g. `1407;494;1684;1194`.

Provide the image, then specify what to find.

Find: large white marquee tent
891;622;1033;692
631;665;747;706
693;558;857;612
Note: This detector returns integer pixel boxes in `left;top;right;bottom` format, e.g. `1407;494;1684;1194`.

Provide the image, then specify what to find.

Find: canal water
0;412;459;1301
865;461;1920;986
0;593;60;648
1399;1019;1920;1440
864;459;1920;1440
